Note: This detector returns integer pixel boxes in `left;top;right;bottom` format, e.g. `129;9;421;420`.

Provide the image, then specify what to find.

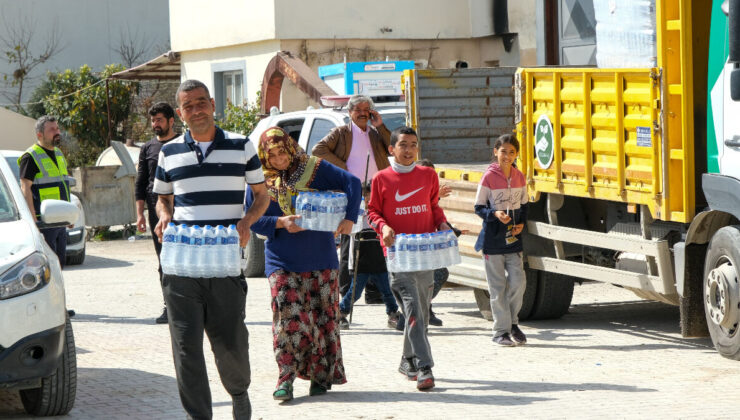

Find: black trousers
41;226;66;268
162;275;251;420
339;234;381;300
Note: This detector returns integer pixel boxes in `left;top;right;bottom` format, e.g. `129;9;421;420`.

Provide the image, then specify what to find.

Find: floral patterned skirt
268;268;347;388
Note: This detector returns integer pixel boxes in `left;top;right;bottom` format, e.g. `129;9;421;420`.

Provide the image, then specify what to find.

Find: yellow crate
516;0;696;223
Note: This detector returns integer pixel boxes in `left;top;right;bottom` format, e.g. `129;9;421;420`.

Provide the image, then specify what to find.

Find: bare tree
0;14;62;113
114;25;156;68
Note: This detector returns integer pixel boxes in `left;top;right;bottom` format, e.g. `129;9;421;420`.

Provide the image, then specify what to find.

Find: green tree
39;64;138;167
217;92;262;136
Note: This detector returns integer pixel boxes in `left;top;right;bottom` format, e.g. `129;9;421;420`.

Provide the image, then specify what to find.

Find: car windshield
0;171;19;223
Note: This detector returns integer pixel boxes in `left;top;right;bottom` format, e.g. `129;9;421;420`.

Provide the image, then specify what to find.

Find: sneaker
155;307;168;324
338;315;350;330
398;357;418;380
387;311;402;329
511;324;527;345
416;366;435;390
428;310;443;327
493;333;516;347
394;312;406;331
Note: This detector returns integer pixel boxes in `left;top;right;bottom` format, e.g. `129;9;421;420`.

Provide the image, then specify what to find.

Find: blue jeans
340;272;398;315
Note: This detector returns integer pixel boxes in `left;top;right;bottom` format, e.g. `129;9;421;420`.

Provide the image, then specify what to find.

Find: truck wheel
473;288;493;321
242;235;265;278
528;271;574;320
473;266;538;321
20;316;77;416
703;226;740;359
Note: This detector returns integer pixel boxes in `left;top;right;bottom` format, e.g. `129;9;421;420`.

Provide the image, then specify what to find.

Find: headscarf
258;126;319;215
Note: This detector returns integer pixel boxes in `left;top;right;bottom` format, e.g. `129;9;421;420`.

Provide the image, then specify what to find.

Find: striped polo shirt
153;127;264;227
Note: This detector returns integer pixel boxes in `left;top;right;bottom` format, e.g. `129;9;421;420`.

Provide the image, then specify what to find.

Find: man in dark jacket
135;102;178;324
312;95;392;309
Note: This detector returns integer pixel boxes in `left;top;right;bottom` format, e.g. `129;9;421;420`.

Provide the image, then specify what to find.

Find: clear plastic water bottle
214;225;228;277
186;225;203;277
406;234;420;271
419;233;432;270
447;230;461;265
226;224;241;276
318;192;330;231
200;225;217;278
386;241;398;272
175;224;190;276
436;231;450;268
161;222;177;275
394;234;407;272
351;197;365;234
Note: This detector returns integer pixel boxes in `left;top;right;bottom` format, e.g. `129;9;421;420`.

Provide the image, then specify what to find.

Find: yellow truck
405;0;740;359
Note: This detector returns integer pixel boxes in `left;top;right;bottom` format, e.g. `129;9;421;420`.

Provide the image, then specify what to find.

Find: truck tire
703;226;740;359
242;235;265;278
20;316;77;416
528;271;574;320
473;265;538;321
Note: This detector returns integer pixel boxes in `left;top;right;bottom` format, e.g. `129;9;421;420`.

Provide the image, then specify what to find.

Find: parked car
0;153;78;415
1;150;86;265
241;103;406;277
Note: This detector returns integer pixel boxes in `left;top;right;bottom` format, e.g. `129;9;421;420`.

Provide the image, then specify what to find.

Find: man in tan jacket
312;94;396;324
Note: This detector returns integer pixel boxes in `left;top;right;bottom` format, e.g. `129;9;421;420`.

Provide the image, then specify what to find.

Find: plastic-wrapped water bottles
161;223;178;275
295;191;350;232
184;225;203;277
226;224;241;277
386;230;461;272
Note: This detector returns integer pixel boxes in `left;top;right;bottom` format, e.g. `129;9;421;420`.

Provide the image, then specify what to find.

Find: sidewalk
2;238;739;419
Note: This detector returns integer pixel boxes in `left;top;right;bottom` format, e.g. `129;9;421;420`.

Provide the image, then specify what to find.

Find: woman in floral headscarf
244;126;362;401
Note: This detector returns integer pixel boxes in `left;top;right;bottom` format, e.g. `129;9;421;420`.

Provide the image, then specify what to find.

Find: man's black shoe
429;310;443;327
67;309;76;318
155;307;168;324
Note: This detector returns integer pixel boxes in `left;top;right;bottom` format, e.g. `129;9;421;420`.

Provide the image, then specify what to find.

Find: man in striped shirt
153;79;269;420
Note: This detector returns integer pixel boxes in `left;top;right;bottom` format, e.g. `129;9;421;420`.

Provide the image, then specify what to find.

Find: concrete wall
178;40;281;107
0;108;37;151
0;0;170;104
170;0;276;52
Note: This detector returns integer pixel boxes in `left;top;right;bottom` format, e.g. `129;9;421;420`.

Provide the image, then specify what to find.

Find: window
212;61;247;117
222;70;243;107
276;118;306;145
306;119;336;155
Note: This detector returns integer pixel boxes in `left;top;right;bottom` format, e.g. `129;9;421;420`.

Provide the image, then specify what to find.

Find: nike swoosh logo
395;187;424;202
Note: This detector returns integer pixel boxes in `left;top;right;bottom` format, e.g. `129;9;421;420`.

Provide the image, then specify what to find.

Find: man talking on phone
312;94;395;322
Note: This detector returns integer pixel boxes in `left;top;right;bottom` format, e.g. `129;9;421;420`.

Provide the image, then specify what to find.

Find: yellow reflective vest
18;144;71;217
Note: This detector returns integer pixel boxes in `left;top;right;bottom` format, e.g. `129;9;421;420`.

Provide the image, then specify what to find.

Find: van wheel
66;247;86;265
703;226;740;360
20;316;77;416
242;235;265;278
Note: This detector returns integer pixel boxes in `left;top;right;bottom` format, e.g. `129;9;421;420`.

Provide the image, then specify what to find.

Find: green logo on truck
535;114;555;169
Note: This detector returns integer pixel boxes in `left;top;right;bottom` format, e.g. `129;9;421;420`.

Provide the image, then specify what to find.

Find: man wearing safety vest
18;115;72;268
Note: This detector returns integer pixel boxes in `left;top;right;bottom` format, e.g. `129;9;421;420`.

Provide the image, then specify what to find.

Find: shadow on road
64;254;133;270
72;313;161;325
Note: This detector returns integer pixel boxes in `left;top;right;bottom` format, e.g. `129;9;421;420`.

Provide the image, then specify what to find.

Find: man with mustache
135;102;179;324
312;94;401;329
19;115;73;269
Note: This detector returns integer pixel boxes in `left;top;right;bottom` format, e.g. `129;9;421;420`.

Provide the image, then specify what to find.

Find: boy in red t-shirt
366;126;451;391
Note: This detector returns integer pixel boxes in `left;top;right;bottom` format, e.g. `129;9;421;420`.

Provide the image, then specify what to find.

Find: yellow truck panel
515;0;696;223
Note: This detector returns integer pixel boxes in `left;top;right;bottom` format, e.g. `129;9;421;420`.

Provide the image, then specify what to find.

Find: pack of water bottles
385;230;461;273
594;0;657;68
160;223;242;278
295;191;350;232
350;197;366;234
